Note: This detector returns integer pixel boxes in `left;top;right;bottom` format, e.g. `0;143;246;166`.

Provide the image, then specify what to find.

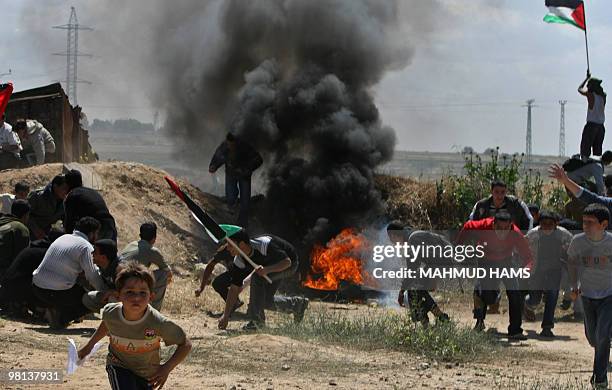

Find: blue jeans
527;268;562;329
582;295;612;385
527;290;560;329
225;173;252;227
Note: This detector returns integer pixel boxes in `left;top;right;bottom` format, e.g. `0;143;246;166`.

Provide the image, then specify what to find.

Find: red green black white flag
0;83;13;117
544;0;585;30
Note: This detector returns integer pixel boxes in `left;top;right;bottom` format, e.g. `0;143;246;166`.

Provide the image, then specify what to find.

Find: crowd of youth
0;74;606;388
0;133;308;389
394;74;609;389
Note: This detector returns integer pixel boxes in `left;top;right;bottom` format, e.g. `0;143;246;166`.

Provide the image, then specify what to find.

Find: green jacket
119;240;169;271
0;215;30;271
27;185;64;234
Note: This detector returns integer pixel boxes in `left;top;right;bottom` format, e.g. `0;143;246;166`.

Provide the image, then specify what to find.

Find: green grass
265;306;497;362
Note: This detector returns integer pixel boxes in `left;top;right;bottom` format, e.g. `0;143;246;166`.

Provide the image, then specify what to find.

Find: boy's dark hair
14;182;29;194
527;204;540;214
65;169;83;189
11;199;30;218
139;222;157;241
602;151;612;166
583;203;610;224
226;133;236;142
230;229;250;245
13;119;26;132
95;239;118;261
493;211;512;222
75;216;101;235
490;179;507;190
538;210;559;223
51;174;66;188
115;261;155;292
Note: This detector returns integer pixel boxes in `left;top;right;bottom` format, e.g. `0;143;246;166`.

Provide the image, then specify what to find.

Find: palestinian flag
544;0;585;30
0;83;13;118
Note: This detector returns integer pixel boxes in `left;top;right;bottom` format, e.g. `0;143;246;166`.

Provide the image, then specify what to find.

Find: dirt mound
0;161;234;268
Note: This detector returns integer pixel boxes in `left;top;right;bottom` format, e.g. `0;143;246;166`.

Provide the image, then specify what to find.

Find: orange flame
304;228;367;291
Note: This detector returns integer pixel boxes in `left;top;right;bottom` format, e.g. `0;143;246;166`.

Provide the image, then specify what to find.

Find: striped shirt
32;230;105;291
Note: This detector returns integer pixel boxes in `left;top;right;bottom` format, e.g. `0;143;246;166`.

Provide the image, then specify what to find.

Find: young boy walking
567;204;612;389
523;211;573;337
78;262;191;389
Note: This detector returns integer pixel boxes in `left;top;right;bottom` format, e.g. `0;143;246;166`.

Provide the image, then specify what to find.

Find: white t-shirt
0;122;22;157
587;94;606;125
0;193;14;214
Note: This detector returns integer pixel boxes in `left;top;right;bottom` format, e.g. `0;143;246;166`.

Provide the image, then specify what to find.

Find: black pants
32;284;90;325
247;271;304;324
212;267;251;301
406;290;437;322
473;267;524;335
0;152;23;169
212;271;233;301
581;121;605;158
527;268;562;329
106;365;152;390
0;276;44;313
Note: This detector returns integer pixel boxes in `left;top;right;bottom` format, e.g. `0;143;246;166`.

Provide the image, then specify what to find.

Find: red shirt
456;217;533;269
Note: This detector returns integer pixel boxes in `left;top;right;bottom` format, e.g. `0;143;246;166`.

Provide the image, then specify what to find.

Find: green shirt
119;240;170;271
102;302;186;378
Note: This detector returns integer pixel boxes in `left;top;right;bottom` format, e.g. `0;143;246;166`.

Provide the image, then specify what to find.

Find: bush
432;148;562;228
266;307;497;362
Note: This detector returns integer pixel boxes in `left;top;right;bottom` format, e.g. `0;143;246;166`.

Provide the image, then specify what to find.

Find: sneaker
523;305;536;322
560;299;572;310
242;320;261;331
293;298;309;323
474;320;485;332
539;328;555;338
508;332;528;341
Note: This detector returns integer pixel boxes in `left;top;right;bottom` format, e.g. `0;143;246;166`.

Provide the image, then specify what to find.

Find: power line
52;7;93;105
523;99;536;162
559;100;567;157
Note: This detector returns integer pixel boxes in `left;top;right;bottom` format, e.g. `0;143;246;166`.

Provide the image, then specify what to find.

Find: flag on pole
0;83;13;118
544;0;585;30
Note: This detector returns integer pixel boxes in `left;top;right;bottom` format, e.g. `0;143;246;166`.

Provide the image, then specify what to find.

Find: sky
0;0;610;156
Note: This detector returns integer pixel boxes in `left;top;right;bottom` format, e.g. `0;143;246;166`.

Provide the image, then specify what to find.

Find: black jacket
471;195;532;230
209;140;263;178
64;187;117;240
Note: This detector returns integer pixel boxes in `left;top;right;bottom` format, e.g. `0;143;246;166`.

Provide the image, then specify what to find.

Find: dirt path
0;289;598;390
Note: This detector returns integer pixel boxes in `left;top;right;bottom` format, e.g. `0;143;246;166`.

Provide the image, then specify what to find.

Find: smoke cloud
21;0;443;244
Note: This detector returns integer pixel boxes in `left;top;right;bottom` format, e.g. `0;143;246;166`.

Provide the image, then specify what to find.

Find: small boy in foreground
78;261;191;389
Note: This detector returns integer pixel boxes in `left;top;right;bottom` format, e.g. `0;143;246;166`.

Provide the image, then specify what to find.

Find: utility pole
53;7;92;105
523;99;536;162
559;100;567;157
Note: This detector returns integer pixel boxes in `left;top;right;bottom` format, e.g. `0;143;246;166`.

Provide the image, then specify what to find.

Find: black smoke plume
158;0;417;244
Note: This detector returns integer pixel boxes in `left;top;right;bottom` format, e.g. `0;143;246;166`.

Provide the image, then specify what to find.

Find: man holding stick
215;229;309;330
